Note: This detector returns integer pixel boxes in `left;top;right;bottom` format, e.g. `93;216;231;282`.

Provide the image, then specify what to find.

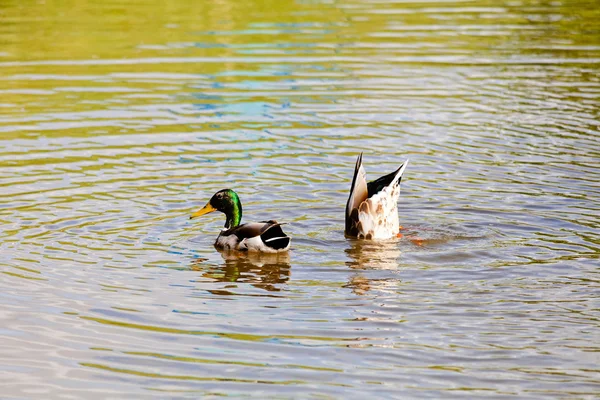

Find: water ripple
1;0;599;397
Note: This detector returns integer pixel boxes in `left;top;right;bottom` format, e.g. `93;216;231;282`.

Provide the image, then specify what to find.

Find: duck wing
230;221;276;238
345;153;368;235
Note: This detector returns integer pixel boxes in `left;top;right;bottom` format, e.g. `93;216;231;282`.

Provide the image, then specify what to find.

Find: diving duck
345;153;409;240
190;189;291;253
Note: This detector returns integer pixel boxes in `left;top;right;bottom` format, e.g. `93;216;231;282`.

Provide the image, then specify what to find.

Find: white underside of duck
356;183;400;240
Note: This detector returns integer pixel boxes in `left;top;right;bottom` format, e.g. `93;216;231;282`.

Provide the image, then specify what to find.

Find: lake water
1;0;599;398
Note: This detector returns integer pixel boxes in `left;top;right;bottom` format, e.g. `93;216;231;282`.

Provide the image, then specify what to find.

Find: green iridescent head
190;189;243;229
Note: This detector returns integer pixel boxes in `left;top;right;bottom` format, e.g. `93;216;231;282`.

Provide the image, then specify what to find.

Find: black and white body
214;220;291;253
191;189;291;253
345;154;409;240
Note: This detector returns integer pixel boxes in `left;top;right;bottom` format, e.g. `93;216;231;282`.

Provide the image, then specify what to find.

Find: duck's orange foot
396;232;403;238
410;238;424;246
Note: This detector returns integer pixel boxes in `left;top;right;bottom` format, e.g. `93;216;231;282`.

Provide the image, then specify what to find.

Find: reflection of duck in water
344;239;404;295
190;189;291;253
192;251;291;292
345;153;409;240
345;239;403;270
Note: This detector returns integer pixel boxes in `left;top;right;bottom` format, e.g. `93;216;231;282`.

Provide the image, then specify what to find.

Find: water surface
1;0;599;398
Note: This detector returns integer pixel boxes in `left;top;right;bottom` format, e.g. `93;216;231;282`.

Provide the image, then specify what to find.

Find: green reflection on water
123;350;344;372
81;315;362;343
80;362;308;385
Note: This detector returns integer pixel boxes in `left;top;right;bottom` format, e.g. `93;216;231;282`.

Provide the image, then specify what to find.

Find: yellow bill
190;203;216;219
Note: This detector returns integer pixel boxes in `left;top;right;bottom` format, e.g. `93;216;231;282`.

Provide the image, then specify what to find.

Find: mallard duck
345;153;409;240
190;189;291;253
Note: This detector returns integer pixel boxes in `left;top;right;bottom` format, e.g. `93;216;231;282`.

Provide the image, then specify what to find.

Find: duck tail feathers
260;223;291;251
391;159;409;187
366;159;409;197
